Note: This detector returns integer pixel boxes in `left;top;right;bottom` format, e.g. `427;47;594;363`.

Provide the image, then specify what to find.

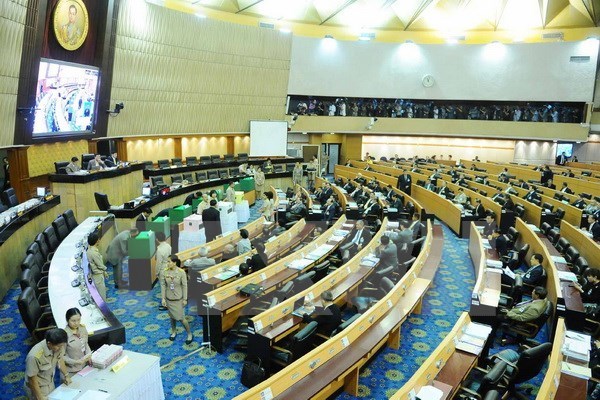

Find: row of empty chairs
150;164;293;187
156;153;248;168
17;209;79;342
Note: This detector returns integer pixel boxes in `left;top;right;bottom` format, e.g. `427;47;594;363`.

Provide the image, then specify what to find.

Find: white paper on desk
557;271;577;282
551;255;567;264
486;268;503;274
527;224;541;232
463;322;492;340
334;229;350;237
502;267;516;279
287;258;312;270
76;390;110;400
342;223;353;229
387;221;399;229
329;235;345;243
415;385;443;400
486;259;503;269
482;239;492;250
48;386;81;400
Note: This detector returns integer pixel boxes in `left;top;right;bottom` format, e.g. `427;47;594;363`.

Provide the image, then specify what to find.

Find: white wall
513;141;557;165
574;134;600;162
289;37;598;102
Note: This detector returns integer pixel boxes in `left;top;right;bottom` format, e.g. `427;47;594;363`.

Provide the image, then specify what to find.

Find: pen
98;389;108;393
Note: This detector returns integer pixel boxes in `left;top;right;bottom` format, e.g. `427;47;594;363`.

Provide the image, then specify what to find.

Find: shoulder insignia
34;349;44;359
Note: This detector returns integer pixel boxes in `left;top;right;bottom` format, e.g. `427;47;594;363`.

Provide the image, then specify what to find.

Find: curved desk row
469;221;501;320
48;216;125;347
559;219;600;270
142;157;303;178
0;196;63;300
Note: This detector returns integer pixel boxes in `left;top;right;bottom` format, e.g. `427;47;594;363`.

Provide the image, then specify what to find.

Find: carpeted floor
0;205;547;399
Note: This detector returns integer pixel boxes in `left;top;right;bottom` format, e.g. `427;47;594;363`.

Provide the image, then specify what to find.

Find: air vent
542;32;564;40
259;22;275;29
570;56;591;62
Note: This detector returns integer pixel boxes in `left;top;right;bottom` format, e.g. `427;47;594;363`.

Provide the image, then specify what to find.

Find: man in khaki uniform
25;328;70;399
497;286;549;345
254;167;265;198
155;232;171;311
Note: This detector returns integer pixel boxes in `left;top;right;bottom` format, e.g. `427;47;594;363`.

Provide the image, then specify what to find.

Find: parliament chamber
3;0;600;399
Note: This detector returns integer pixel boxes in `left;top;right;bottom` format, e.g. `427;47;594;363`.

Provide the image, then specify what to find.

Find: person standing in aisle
155;232;171;311
63;308;92;377
254;167;265;199
24;329;70;399
87;233;108;301
161;255;193;344
292;162;303;187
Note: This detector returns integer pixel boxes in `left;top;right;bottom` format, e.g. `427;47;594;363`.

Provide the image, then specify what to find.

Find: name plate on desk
111;355;130;373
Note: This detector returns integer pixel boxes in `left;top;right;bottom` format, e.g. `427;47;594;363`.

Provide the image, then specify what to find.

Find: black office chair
492;343;553;400
273;164;283;173
150;176;165;187
207;170;219;180
581;192;592;200
555;237;570;254
34;233;54;261
564;246;580;265
351;277;395;313
514;205;525;219
200;156;212;165
229;168;239;177
546;229;560;245
502;301;553;345
315;313;362;342
18;287;56;342
171;158;183;167
540;222;552;236
195;171;207;181
182;172;194;182
541;202;553;212
54;161;70;174
157;159;170;169
506;227;519;248
571;256;589;276
62;209;78;231
52;216;69;242
457;358;508;400
553;192;564;201
499;275;523;309
81;153;95;169
42;226;60;252
238;153;248;162
397;257;416;277
94;192;111;211
271;321;318;368
219;169;229;179
2;188;18;207
501;252;520;273
554;207;566;226
311;261;331;283
171;175;183;184
410;236;426;257
185;156;198;166
24;244;50;275
224;154;235;162
210;155;221;163
291;271;316;295
20;267;49;309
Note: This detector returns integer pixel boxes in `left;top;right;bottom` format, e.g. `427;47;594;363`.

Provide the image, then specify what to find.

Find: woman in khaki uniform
292;162;303;187
259;191;275;221
161;255;193;344
87;232;107;301
254;167;265;198
63;308;92;377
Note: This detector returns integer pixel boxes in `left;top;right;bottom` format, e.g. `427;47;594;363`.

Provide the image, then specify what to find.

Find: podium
128;231;157;290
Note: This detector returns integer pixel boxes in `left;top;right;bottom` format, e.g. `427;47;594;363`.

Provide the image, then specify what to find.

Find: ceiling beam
404;0;438;30
319;0;359;25
494;0;508;30
236;0;264;14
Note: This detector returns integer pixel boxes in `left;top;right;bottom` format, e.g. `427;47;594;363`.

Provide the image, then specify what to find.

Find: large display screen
556;143;574;158
33;58;99;137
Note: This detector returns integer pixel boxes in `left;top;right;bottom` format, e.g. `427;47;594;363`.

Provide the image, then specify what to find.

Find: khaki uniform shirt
161;267;187;301
87;246;106;276
64;325;91;374
25;340;63;396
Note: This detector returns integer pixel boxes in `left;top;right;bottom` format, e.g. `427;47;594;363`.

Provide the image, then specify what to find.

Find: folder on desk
463;322;492;340
415;386;443;400
551;255;568;264
557;271;577;282
561;361;591;379
486;259;503;269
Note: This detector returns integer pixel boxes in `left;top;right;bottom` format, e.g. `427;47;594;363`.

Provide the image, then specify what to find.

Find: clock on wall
422;74;435;88
53;0;89;51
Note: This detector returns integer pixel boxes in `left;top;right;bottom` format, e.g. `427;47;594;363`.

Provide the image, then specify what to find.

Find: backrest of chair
18;287;42;334
238;153;248;161
52;216;69;242
208;170;219;179
512;275;524;304
479;360;509;394
219;169;229;179
20;264;41;293
182;173;193;182
157;159;170;168
506;252;519;270
224;154;234;161
513;343;553;384
21;252;39;272
210;155;221;163
517;244;530;265
573;257;589;276
293;271;316;293
331;313;362;336
62;209;78;231
171;175;183;184
553;193;563;200
555;208;566;219
229;168;239;177
540;222;552;235
274;164;283;172
2;188;18;207
289;321;318;362
311;261;330;282
200;156;212;164
380;277;395;293
275;281;294;301
43;226;59;251
150;176;164;187
555;237;570;253
94;192;111;211
542;202;554;212
507;227;519;242
515;205;525;218
564;246;580;264
546;229;560;245
483;390;502;400
195;171;207;181
81;153;95;168
54;161;69;174
186;156;198;166
35;233;50;259
172;158;183;166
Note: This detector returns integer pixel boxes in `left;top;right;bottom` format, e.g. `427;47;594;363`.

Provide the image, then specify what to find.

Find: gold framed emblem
53;0;89;51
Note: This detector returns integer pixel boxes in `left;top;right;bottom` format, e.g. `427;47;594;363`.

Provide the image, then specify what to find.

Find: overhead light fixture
195;13;206;18
324;34;334;40
280;28;291;34
301;132;307;135
358;32;375;41
445;34;465;44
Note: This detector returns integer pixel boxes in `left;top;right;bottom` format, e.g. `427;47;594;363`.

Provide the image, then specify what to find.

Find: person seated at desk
196;193;210;215
184;191;201;207
375;235;398;269
474;198;486;219
87;233;108;301
342;220;371;260
544;178;556;190
497;286;549;345
424;179;436;191
105;152;119;167
225;181;236;203
247;242;268;272
220;244;237;262
136;208;152;231
350;184;365;201
87;154;107;171
409;213;424;239
239;163;249;176
455;174;467;187
239;262;250;277
573;268;600;313
362;192;380;218
585;200;600;217
453;188;468;205
523;187;540;203
316;182;333;203
437;180;451;198
63;308;92;378
189;247;216;271
572;193;587;209
582;214;600;240
24;328;70;399
65;157;81;174
322;197;337;225
448;168;459;181
302;290;342;337
355;173;367;185
388;222;412;251
237;229;252;255
502;196;515;212
286;197;307;222
366;177;379;191
502;253;545;286
482;214;497;238
560;182;574;194
342;180;355;193
490;229;510;257
562;169;575;178
498;168;509;183
383;184;395;201
517;179;529;189
263;158;274;173
389;192;403;211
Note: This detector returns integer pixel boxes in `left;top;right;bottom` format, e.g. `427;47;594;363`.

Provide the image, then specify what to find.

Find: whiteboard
250;120;288;157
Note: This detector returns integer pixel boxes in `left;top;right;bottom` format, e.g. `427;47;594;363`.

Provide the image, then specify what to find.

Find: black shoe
115;284;119;289
169;332;177;341
158;305;167;311
185;335;193;345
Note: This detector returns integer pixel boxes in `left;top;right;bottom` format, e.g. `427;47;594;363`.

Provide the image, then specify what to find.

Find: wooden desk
469;222;501;320
560;219;600;270
411;185;462;234
536;318;587;400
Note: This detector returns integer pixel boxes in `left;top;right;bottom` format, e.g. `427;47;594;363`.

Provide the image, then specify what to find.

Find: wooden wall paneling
116;138;127;161
8;147;30;201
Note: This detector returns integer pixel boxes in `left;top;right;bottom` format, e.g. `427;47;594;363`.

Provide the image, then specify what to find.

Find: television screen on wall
33;58;99;137
556;143;574;158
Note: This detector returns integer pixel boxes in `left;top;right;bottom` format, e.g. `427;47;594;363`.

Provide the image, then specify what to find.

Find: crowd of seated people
289;96;583;123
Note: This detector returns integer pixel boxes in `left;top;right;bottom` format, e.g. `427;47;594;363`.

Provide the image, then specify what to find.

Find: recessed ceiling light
280;28;291;34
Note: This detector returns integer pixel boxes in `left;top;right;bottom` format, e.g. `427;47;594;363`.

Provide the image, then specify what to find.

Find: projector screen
250;120;288;157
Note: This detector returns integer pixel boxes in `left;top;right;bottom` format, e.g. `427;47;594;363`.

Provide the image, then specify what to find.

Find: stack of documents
360;255;380;268
561;361;591;379
334;229;350;236
527;224;541;232
482;239;492;250
415;386;444;400
329;235;346;243
306;244;334;260
287;258;313;270
486;259;503;269
91;344;123;369
557;270;577;282
562;330;591;362
551;255;567;264
463;322;493;340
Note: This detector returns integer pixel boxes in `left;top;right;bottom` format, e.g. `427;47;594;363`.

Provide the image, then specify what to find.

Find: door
324;144;340;175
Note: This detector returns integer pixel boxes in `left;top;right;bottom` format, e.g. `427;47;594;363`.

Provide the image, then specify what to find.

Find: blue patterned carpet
0;210;546;399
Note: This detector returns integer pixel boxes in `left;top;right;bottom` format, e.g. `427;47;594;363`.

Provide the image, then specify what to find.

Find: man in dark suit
342;180;355;193
584;214;600;240
474;198;486;219
375;235;398;270
202;199;222;242
389;193;403;211
572;194;587;210
342;220;372;260
105;152;119;167
517;179;529;190
562;169;575;178
544;179;556;190
322;197;337;225
184;191;201;207
555;152;568;165
319;183;333;203
541;165;553;185
350;184;365;201
502;253;545;286
136;208;152;231
524;187;539;203
560;182;574;194
397;172;412;196
483;214;498;238
438;181;451;198
490;229;510;257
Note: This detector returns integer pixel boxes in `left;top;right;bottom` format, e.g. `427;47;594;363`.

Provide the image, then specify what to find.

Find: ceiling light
358;32;375;41
280;28;291;34
195;13;206;18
